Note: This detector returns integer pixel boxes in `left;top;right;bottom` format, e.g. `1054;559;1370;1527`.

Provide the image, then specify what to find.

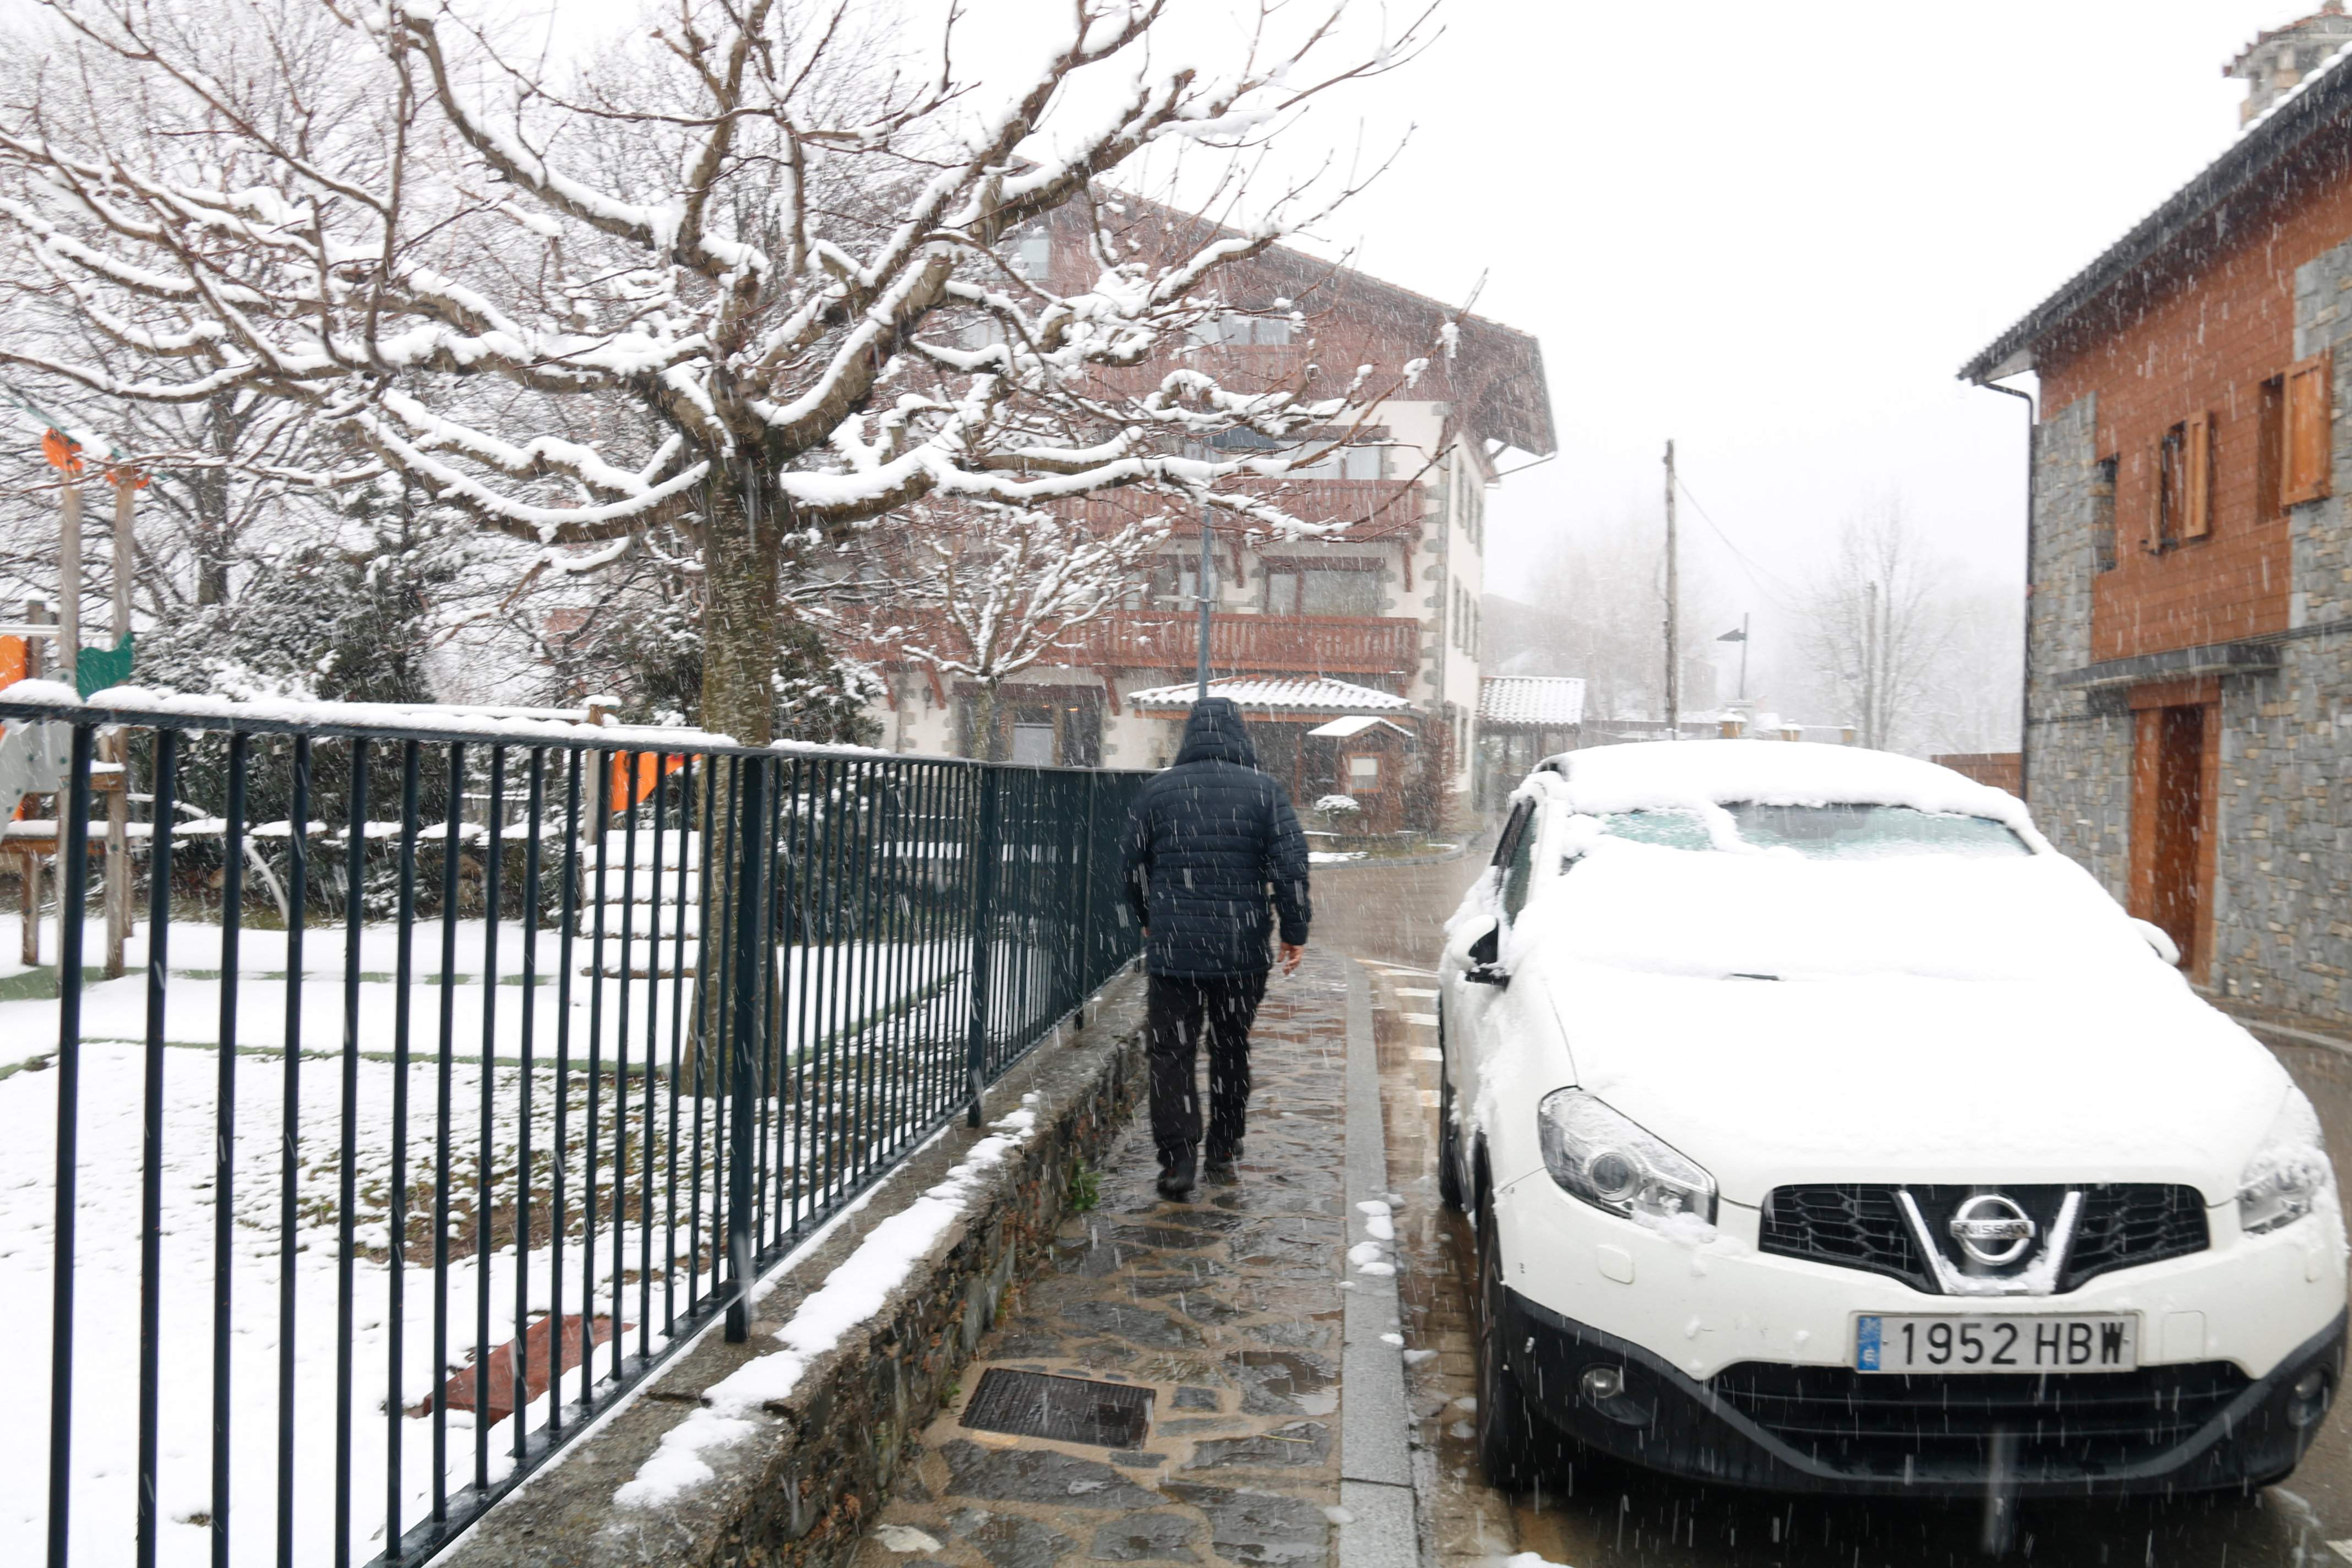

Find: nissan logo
1948;1194;2038;1267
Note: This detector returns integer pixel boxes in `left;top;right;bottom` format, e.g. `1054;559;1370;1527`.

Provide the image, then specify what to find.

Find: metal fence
0;695;1144;1568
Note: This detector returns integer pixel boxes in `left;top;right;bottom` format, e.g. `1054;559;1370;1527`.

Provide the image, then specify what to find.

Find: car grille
1709;1360;2251;1482
2061;1185;2210;1291
1758;1184;2209;1294
1757;1184;1932;1291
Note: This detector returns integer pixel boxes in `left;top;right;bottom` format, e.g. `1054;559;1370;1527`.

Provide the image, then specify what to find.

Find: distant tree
1486;517;1723;724
1792;507;1962;754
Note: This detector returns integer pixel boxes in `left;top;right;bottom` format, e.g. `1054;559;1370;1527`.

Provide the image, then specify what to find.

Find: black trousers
1146;971;1268;1161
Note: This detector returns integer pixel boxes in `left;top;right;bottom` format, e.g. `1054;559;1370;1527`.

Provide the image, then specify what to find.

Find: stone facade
2024;390;2135;894
2029;237;2352;1029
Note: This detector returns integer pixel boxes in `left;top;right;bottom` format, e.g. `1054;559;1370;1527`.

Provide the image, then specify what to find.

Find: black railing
0;694;1143;1568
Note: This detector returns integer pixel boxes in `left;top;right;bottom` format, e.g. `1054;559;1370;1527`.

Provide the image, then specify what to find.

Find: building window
1196;311;1294;346
1267;563;1381;616
1276;444;1381;480
2285;351;2333;505
1008;228;1050;280
1348;754;1381;787
2093;455;2119;573
2258;374;2285;520
1143;557;1204;610
2153;422;2186;551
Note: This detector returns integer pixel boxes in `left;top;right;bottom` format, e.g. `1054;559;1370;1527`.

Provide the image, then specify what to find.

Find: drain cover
960;1369;1154;1449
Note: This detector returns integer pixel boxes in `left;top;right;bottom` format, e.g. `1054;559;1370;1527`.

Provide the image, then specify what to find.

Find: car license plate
1854;1314;2138;1374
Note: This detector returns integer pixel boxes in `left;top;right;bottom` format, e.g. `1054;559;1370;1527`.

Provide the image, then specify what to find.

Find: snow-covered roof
1480;676;1585;728
1125;677;1412;714
1306;715;1412;739
1542;739;2033;832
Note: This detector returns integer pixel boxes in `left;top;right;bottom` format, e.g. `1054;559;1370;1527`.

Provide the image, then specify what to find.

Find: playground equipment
2;409;145;976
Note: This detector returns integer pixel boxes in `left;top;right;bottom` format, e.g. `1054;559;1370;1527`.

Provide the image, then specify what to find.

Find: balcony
1061;478;1424;540
856;611;1423;678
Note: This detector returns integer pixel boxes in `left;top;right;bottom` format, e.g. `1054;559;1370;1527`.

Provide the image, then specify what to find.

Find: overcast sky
515;0;2309;687
1336;3;2310;608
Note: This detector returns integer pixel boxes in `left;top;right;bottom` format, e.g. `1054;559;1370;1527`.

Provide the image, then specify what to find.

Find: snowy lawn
1;904;1058;1567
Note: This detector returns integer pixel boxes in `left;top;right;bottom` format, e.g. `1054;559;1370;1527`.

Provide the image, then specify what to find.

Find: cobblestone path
852;953;1354;1568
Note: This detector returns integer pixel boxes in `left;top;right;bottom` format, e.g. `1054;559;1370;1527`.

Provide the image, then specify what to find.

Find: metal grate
1711;1360;2250;1482
961;1369;1155;1449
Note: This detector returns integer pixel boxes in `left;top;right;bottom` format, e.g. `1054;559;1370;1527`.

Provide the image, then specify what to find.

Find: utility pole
1736;612;1750;703
1194;496;1215;703
1663;440;1679;738
1863;580;1879;750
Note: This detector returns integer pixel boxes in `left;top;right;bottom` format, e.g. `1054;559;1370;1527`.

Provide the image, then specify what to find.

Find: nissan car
1436;740;2348;1497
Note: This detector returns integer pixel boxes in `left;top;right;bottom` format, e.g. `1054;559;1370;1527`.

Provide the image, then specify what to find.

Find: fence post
1074;781;1097;1031
964;766;1001;1128
724;755;767;1343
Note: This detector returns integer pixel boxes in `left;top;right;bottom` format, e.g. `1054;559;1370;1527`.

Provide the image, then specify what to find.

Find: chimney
2229;2;2352;125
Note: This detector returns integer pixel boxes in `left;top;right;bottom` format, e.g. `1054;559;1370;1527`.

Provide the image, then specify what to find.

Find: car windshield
1597;804;2030;860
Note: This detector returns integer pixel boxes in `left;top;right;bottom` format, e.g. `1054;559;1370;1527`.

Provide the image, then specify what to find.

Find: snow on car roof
1544;739;2029;830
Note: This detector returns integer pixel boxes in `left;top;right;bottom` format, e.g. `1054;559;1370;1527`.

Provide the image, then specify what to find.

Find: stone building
854;198;1554;826
1963;9;2352;1022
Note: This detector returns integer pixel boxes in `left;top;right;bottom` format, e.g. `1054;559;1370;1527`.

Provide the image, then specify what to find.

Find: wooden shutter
2284;351;2333;505
2184;412;2214;538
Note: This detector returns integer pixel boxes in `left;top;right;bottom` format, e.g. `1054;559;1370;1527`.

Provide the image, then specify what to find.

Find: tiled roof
1480;676;1586;727
1124;677;1412;713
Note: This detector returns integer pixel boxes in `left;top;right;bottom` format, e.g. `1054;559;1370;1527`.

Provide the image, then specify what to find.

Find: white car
1436;741;2348;1497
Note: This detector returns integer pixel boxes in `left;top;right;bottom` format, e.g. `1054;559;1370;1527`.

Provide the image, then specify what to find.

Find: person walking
1123;696;1311;1201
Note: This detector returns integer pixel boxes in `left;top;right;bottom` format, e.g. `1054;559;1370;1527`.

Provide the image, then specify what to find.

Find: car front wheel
1437;1015;1464;1211
1474;1188;1545;1490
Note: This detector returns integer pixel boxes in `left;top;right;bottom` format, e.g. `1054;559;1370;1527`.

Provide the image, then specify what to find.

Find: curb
1336;959;1422;1568
1313;843;1472;869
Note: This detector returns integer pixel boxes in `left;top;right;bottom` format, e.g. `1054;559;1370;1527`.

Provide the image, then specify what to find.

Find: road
1318;848;2352;1566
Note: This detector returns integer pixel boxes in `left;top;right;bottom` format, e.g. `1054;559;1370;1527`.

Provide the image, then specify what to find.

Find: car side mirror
2131;918;2182;967
1466;923;1510;988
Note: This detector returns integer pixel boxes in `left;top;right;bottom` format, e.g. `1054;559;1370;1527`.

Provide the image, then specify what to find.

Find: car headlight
1537;1088;1717;1226
2239;1089;2335;1236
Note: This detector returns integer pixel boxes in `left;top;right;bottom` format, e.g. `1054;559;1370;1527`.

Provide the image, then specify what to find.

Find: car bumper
1496;1289;2346;1498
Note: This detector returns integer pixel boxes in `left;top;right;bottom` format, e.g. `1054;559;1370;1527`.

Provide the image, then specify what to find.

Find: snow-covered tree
867;499;1162;760
0;0;1431;745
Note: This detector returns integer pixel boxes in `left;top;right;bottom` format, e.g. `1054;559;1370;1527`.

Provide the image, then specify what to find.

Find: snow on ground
2;903;1053;1566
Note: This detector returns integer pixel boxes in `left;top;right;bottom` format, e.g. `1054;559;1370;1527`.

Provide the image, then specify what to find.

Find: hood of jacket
1173;698;1259;768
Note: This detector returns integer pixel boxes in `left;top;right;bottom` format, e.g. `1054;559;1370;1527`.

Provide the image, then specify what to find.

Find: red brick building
1964;7;2352;1017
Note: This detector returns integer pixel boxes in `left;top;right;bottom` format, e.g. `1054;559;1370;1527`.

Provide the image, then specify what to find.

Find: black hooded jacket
1122;698;1312;978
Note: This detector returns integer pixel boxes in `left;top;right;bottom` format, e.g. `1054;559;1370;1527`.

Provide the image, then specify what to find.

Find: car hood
1499;840;2293;1204
1543;964;2289;1204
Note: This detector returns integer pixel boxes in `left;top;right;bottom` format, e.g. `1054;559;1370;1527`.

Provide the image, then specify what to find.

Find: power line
1674;476;1805;606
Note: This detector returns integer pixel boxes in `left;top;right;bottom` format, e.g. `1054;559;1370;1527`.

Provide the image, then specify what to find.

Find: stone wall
2203;237;2352;1027
2212;633;2352;1022
2023;389;2135;896
441;976;1146;1568
2030;237;2352;1030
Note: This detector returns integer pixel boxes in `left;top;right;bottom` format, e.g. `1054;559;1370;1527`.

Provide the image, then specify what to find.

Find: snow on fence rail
0;692;1142;1568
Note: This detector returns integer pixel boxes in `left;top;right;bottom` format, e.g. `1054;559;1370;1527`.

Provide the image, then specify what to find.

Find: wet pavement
852;952;1357;1568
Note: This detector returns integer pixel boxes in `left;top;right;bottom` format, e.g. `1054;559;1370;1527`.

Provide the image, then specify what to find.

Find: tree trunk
693;473;783;1113
701;478;782;748
968;679;1005;762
